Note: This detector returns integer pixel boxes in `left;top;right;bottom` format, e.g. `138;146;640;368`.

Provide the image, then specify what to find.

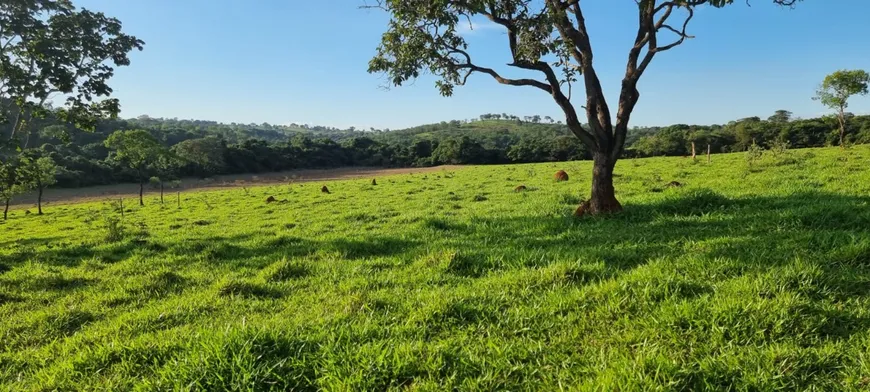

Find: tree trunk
3;198;9;220
838;108;847;148
575;152;623;216
37;186;43;215
8;108;23;141
691;142;696;160
139;181;144;206
160;181;164;204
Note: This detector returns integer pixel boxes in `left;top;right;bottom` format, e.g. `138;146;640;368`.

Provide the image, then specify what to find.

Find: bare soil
9;165;461;208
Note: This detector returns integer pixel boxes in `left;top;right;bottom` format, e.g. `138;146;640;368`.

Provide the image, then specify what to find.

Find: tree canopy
368;0;804;214
814;69;869;147
104;129;167;205
0;0;144;147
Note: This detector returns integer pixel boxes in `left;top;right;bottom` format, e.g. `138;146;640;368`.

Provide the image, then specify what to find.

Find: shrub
745;141;764;170
102;215;125;242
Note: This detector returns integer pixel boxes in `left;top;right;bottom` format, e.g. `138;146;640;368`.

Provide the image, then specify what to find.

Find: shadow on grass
414;190;870;299
0;240;152;268
4;190;870;389
5;190;869;305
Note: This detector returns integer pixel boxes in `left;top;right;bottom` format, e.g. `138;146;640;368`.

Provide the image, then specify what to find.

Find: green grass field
2;146;870;390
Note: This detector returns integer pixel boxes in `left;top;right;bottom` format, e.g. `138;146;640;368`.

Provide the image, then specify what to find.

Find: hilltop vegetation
2;146;870;390
3;108;870;192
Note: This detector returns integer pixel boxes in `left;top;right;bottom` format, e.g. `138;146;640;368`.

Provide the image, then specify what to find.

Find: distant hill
3;107;869;189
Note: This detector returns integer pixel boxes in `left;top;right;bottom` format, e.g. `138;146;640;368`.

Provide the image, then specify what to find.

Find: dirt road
9;165;462;208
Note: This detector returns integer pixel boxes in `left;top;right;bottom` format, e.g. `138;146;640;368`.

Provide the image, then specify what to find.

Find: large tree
368;0;801;215
0;0;144;147
104;130;167;206
813;69;869;148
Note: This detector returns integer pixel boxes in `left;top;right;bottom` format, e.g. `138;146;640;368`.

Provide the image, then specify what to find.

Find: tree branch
476;4;599;149
445;46;552;92
546;0;613;147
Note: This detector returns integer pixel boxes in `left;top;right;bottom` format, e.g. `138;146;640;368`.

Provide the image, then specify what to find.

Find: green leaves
813;69;868;146
367;0;802;99
814;69;870;111
367;0;534;96
17;156;58;189
104;130;167;177
0;158;20;203
1;0;143;141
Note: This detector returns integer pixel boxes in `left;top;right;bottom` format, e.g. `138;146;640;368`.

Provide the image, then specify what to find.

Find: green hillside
2;146;870;390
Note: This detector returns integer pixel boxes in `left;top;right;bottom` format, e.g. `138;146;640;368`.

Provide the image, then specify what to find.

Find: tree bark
139;181;144;206
838;108;847;148
8;108;23;141
160;181;164;204
575;152;623;216
37;186;43;215
3;198;9;220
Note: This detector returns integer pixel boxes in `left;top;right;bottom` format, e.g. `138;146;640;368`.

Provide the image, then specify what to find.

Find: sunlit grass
2;146;870;390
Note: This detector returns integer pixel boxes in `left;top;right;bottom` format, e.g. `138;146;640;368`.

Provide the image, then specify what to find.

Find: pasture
2;146;870;390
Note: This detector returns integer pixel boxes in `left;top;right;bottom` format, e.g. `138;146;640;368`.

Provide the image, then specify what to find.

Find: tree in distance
104;130;169;206
814;69;870;148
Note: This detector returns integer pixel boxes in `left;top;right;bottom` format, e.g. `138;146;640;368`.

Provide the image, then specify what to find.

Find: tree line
2;107;869;217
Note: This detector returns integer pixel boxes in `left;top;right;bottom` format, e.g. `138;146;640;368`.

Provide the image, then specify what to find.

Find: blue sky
78;0;870;130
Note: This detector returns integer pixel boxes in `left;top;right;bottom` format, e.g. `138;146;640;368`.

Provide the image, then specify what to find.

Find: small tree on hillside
17;156;58;215
151;151;182;204
814;69;870;148
0;159;24;220
367;0;803;215
104;130;167;206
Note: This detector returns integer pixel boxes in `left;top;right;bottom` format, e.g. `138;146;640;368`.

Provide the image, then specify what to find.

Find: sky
77;0;870;130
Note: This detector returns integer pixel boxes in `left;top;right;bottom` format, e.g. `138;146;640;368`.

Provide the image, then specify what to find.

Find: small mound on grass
554;170;569;182
514;185;528;192
265;196;277;203
321;186;330;194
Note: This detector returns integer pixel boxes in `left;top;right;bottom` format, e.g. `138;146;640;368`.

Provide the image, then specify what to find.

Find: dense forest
2;109;869;191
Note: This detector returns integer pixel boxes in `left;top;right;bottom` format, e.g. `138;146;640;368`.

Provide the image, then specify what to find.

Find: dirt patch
9;165;461;208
